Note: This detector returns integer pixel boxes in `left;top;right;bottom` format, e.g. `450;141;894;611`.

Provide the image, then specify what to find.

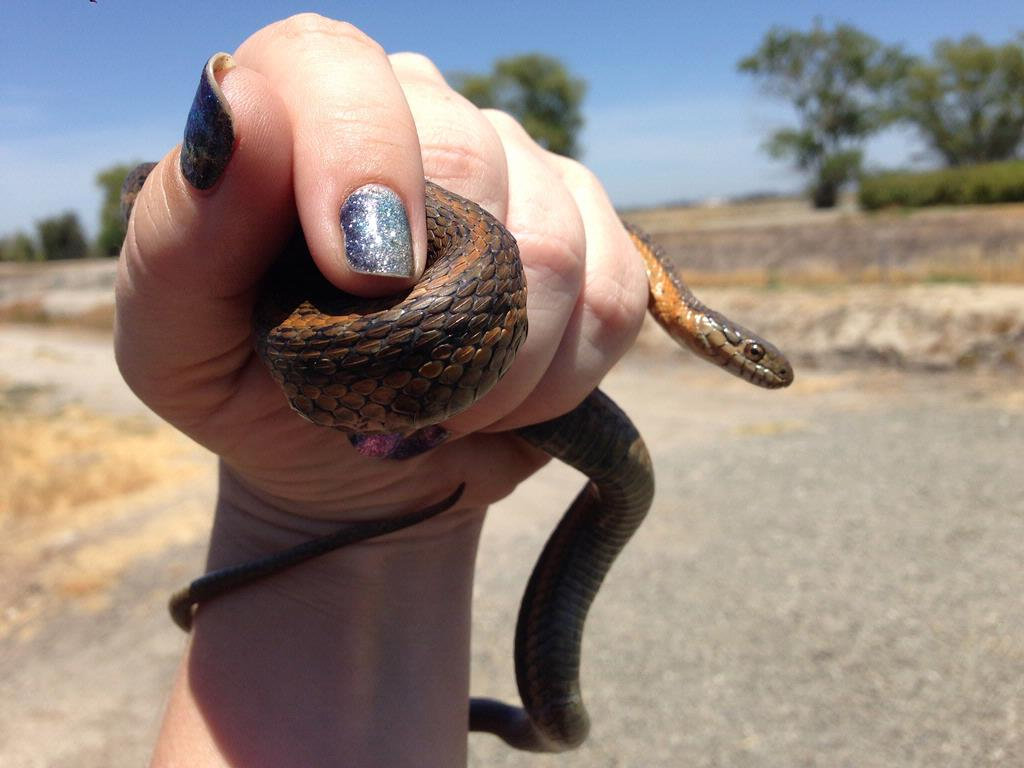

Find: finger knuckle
272;14;385;58
555;156;603;197
523;222;587;300
418;108;504;188
514;189;588;295
423;139;497;191
483;109;532;142
390;51;445;83
585;240;649;348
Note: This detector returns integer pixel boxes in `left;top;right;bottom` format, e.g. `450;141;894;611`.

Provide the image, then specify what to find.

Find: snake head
699;314;794;389
736;334;793;389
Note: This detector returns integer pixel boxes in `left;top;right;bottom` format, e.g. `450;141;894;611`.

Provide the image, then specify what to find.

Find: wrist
154;462;485;767
203;460;484;619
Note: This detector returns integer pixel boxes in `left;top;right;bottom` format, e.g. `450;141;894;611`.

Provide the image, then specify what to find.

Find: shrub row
859;160;1024;210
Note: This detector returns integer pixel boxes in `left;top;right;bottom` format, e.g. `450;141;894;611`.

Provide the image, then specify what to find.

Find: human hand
116;15;648;531
116;15;648;766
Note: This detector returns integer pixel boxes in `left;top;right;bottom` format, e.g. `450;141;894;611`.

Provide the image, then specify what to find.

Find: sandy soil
0;328;1021;768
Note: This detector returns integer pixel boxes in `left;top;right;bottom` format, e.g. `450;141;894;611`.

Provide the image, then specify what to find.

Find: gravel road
1;322;1021;767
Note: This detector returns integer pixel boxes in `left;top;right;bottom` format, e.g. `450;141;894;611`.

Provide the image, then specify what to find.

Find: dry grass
0;385;209;640
0;390;179;521
2;203;1022;342
1;405;154;520
0;398;172;524
0;299;114;332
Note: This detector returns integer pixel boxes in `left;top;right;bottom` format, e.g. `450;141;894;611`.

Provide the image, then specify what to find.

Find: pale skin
116;14;650;768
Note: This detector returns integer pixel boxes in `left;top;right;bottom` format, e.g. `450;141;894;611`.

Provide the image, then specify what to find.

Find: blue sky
2;1;1022;237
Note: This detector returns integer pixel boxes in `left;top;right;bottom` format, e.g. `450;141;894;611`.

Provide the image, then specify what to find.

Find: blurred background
2;2;1022;766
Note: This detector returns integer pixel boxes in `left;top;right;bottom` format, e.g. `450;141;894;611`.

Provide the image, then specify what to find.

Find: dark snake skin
123;170;792;753
253;183;528;433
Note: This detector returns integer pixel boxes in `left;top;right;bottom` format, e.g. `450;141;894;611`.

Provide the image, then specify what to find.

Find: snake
123;170;793;753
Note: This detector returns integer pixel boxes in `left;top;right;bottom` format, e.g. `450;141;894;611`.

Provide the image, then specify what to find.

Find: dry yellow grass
0;299;115;331
0;402;178;524
0;386;210;640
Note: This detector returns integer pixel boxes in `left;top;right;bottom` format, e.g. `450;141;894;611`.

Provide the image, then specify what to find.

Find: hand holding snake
117;15;790;765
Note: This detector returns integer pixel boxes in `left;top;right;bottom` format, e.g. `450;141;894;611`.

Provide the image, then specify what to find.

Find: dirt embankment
636;200;1024;371
4;204;1024;375
625;199;1024;285
637;283;1024;372
0;260;116;331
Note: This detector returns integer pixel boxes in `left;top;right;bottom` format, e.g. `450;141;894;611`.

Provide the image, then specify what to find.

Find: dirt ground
1;203;1023;766
0;327;1021;768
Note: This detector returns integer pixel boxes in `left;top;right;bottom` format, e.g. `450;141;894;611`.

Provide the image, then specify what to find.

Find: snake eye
744;341;765;362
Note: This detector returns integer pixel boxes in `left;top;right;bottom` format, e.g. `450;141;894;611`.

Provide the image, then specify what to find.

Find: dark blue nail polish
349;426;450;460
180;52;236;190
340;184;414;277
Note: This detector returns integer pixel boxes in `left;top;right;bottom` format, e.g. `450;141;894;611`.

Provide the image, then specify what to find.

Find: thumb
115;53;294;429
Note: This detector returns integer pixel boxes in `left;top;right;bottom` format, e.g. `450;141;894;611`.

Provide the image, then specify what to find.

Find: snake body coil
254;184;528;433
145;178;793;753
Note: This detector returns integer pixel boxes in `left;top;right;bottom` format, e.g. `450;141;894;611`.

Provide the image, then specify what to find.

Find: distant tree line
0;162;134;262
5;32;1022;261
452;53;586;158
3;51;587;263
740;23;1024;207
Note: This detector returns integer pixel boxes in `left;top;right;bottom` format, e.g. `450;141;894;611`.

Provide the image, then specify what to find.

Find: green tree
95;163;136;256
453;54;586;158
739;22;911;207
0;232;40;262
36;212;88;261
899;34;1024;166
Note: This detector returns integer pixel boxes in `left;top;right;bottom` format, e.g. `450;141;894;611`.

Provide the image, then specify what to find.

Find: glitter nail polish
180;52;236;190
340;184;414;278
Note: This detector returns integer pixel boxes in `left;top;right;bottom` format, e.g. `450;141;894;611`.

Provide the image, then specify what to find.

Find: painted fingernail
340;184;414;277
349;426;450;460
180;52;236;190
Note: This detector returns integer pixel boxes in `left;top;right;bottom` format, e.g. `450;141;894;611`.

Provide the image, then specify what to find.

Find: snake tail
469;389;654;751
168;483;465;631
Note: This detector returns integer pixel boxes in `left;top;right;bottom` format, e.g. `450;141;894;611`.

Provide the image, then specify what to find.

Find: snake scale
124;171;793;753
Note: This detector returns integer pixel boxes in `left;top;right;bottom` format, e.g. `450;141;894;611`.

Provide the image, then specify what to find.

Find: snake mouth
765;361;795;388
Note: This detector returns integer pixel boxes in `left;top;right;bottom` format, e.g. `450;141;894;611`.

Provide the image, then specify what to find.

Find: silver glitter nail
340;184;414;277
